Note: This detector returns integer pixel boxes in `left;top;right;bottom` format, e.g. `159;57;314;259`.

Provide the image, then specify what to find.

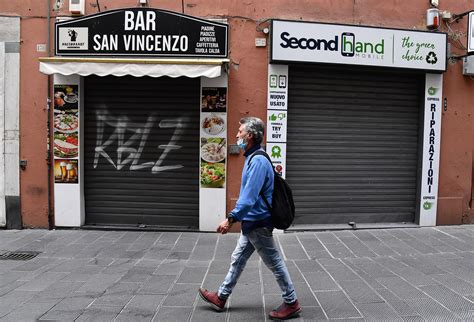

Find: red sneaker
269;300;301;320
198;288;226;312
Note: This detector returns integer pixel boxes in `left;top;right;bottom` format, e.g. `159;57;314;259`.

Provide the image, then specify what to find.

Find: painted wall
0;16;20;227
1;0;473;227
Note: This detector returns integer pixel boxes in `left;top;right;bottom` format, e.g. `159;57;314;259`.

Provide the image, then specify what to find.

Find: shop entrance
83;75;200;228
286;64;424;225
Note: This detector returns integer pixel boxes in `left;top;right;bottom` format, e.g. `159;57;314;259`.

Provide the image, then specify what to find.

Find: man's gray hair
240;117;265;145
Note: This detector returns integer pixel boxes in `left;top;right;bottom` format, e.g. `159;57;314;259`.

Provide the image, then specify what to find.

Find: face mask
237;137;247;150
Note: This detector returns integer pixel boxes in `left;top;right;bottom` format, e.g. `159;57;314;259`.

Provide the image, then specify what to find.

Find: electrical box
463;55;474;76
69;0;85;15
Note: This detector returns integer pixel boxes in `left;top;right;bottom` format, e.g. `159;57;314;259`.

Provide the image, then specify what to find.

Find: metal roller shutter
84;75;200;228
287;65;423;225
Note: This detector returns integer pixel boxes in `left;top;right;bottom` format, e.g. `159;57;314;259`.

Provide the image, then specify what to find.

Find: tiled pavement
0;226;472;321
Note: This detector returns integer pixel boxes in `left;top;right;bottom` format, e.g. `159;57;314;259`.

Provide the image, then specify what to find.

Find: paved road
0;226;472;321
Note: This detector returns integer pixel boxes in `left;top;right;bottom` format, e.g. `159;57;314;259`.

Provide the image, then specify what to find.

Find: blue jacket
229;146;274;222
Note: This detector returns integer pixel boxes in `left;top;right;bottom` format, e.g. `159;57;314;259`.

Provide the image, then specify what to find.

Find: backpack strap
248;150;273;211
248;150;274;172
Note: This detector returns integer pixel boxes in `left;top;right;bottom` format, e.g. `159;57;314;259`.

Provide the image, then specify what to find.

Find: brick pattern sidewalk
0;226;472;321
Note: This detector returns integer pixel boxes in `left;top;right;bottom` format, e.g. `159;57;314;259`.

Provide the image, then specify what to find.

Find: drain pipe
46;0;53;229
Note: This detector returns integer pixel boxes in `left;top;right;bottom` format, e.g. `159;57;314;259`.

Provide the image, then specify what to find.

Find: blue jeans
218;227;297;304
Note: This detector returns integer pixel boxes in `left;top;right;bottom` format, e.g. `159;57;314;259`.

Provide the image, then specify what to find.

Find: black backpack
249;150;295;229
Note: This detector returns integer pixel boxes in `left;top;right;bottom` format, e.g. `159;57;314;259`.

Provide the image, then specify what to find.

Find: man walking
199;117;301;320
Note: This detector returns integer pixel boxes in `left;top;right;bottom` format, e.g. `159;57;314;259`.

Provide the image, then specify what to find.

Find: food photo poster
200;138;226;188
201;113;226;137
201;161;225;189
53;84;79;184
201;87;227;113
54;159;79;184
54;85;78;112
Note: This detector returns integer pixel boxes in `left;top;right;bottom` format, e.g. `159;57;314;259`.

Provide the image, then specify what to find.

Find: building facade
0;0;473;230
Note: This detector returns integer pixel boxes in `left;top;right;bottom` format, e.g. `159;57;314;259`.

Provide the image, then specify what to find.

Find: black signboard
55;8;228;58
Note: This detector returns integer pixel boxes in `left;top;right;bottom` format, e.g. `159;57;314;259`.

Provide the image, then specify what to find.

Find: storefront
40;8;229;231
3;1;471;230
266;20;447;227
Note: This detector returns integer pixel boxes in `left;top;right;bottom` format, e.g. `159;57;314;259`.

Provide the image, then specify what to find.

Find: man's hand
216;219;233;234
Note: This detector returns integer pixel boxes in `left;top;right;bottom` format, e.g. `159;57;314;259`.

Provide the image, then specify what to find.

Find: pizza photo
54;113;78;133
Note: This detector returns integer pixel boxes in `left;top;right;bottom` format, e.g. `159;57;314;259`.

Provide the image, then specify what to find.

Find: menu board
200;87;227;188
53;85;79;184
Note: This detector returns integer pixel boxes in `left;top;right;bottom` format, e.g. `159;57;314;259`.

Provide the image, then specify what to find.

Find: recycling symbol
423;201;432;210
271;146;282;158
426;52;438;65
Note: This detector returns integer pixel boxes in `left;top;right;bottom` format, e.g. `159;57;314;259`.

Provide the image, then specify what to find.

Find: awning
39;57;228;78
